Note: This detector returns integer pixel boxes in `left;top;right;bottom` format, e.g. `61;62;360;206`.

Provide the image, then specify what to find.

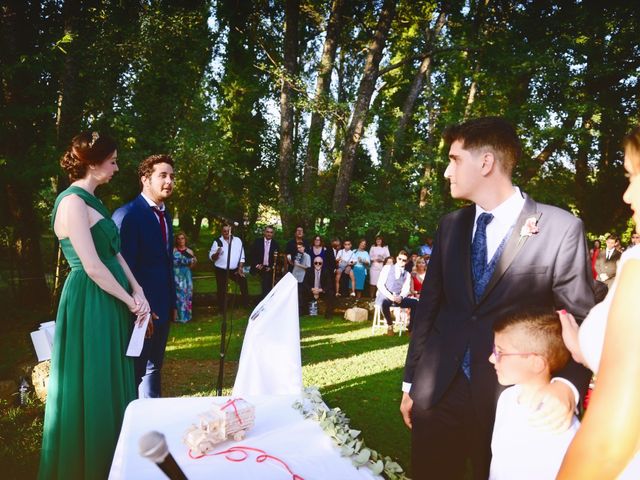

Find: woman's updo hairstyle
60;131;117;181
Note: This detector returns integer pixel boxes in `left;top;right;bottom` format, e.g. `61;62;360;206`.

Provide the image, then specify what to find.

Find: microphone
139;431;188;480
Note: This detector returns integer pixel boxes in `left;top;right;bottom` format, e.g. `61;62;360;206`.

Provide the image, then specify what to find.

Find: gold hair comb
88;132;99;148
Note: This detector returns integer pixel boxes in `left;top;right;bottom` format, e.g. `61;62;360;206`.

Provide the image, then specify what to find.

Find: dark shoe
386;326;394;336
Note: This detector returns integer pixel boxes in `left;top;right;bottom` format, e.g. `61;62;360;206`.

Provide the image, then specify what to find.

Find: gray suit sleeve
551;216;595;394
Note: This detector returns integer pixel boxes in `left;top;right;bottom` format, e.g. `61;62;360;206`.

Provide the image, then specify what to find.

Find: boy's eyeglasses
492;344;540;362
314;262;323;265
397;257;408;262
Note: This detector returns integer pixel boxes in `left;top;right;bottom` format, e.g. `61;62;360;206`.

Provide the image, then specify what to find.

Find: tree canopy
1;0;638;300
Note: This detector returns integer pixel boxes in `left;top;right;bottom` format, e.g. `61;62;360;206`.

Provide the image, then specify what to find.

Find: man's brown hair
137;154;174;179
443;116;521;177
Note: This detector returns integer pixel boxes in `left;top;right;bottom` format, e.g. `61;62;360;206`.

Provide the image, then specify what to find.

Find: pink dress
369;245;390;286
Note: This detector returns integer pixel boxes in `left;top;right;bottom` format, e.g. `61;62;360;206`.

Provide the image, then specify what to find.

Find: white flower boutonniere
518;216;539;245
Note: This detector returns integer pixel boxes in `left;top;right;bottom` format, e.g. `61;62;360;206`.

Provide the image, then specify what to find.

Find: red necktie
152;206;167;246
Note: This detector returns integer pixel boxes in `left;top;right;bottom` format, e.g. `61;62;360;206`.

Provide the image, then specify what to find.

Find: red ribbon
189;445;304;480
220;397;245;425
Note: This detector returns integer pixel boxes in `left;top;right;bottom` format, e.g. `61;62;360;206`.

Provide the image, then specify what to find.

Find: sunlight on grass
165;334;217;352
303;344;408;389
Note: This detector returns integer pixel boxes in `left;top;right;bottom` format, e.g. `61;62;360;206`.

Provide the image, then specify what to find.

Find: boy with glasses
488;311;580;479
375;250;418;336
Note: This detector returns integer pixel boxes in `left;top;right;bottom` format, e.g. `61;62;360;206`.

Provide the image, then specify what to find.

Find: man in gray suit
595;234;621;287
400;117;594;479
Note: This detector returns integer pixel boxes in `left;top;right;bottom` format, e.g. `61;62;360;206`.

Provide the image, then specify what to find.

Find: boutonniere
518;216;539;245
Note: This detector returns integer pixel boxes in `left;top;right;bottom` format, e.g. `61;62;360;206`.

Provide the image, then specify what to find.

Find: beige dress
369;245;390;286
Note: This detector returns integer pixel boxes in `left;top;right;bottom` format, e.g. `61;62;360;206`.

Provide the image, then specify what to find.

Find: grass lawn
0;278;412;477
162;301;412;473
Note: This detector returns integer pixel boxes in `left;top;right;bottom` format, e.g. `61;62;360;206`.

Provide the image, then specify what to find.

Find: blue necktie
462;212;494;379
471;213;494;300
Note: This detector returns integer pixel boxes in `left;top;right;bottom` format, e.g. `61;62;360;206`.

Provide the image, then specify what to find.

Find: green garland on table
292;386;408;480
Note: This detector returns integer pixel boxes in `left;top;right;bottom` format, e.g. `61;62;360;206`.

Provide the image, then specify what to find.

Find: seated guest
352;239;370;298
375;251;418;336
489;311;579;480
302;256;335;318
335;239;357;296
410;256;427;298
405;252;418;273
291;242;310;313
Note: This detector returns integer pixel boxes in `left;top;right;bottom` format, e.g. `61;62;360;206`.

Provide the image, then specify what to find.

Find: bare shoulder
56;193;89;220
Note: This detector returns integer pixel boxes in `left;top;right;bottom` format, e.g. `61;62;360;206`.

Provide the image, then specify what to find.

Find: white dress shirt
141;192;169;242
473;187;525;262
209;235;245;270
263;239;271;265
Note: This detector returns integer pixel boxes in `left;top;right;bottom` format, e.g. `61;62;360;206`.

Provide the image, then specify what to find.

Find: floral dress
173;248;194;322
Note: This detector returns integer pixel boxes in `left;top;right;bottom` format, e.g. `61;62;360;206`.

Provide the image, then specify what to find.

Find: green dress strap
51;186;111;229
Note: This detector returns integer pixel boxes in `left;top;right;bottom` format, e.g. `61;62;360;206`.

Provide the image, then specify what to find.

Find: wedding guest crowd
42;119;640;480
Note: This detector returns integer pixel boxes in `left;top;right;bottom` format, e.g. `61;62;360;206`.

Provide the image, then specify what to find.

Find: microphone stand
216;234;233;396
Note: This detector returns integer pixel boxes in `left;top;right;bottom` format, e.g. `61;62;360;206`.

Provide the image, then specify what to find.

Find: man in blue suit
113;154;176;398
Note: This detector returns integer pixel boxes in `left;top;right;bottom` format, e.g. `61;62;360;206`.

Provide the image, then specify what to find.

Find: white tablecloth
109;395;379;480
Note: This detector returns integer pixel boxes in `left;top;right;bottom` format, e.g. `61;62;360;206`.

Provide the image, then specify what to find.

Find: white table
109;395;378;480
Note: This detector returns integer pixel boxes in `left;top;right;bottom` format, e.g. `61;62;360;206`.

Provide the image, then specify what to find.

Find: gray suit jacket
404;194;594;421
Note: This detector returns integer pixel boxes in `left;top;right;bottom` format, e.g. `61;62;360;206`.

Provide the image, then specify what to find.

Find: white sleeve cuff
551;377;580;410
402;382;412;393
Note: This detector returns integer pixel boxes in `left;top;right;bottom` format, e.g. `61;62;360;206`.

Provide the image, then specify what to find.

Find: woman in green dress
39;132;151;479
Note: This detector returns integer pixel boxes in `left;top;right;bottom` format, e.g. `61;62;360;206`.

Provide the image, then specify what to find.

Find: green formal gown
39;186;136;479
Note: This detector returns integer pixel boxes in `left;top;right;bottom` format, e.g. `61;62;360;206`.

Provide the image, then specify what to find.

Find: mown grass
161;303;412;473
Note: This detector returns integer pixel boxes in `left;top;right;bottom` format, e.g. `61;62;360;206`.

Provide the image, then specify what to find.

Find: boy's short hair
493;311;570;373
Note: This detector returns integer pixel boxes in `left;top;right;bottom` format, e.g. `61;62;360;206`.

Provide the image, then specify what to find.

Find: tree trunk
381;10;447;171
277;0;299;234
331;0;397;223
0;2;50;304
301;0;344;219
519;113;577;184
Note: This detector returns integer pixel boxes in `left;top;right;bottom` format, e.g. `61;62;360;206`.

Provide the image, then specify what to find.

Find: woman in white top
369;235;390;297
558;126;640;479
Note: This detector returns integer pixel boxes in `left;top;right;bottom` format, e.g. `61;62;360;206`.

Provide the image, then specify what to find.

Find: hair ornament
89;132;99;148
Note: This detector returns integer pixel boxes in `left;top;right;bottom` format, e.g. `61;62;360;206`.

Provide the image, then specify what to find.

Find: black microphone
139;431;188;480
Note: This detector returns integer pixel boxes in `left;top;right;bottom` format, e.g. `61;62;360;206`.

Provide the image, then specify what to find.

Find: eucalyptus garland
292;386;408;480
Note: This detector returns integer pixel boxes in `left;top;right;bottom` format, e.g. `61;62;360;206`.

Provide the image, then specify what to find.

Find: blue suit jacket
113;194;176;324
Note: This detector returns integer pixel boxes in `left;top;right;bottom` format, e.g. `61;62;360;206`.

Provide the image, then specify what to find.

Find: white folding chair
391;307;409;336
371;305;388;335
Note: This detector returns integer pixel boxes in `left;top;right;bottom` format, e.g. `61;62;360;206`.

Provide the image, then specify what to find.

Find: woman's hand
129;290;151;316
558;309;587;366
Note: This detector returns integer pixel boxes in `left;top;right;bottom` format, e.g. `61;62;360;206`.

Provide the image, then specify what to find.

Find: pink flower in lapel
519;216;539;242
